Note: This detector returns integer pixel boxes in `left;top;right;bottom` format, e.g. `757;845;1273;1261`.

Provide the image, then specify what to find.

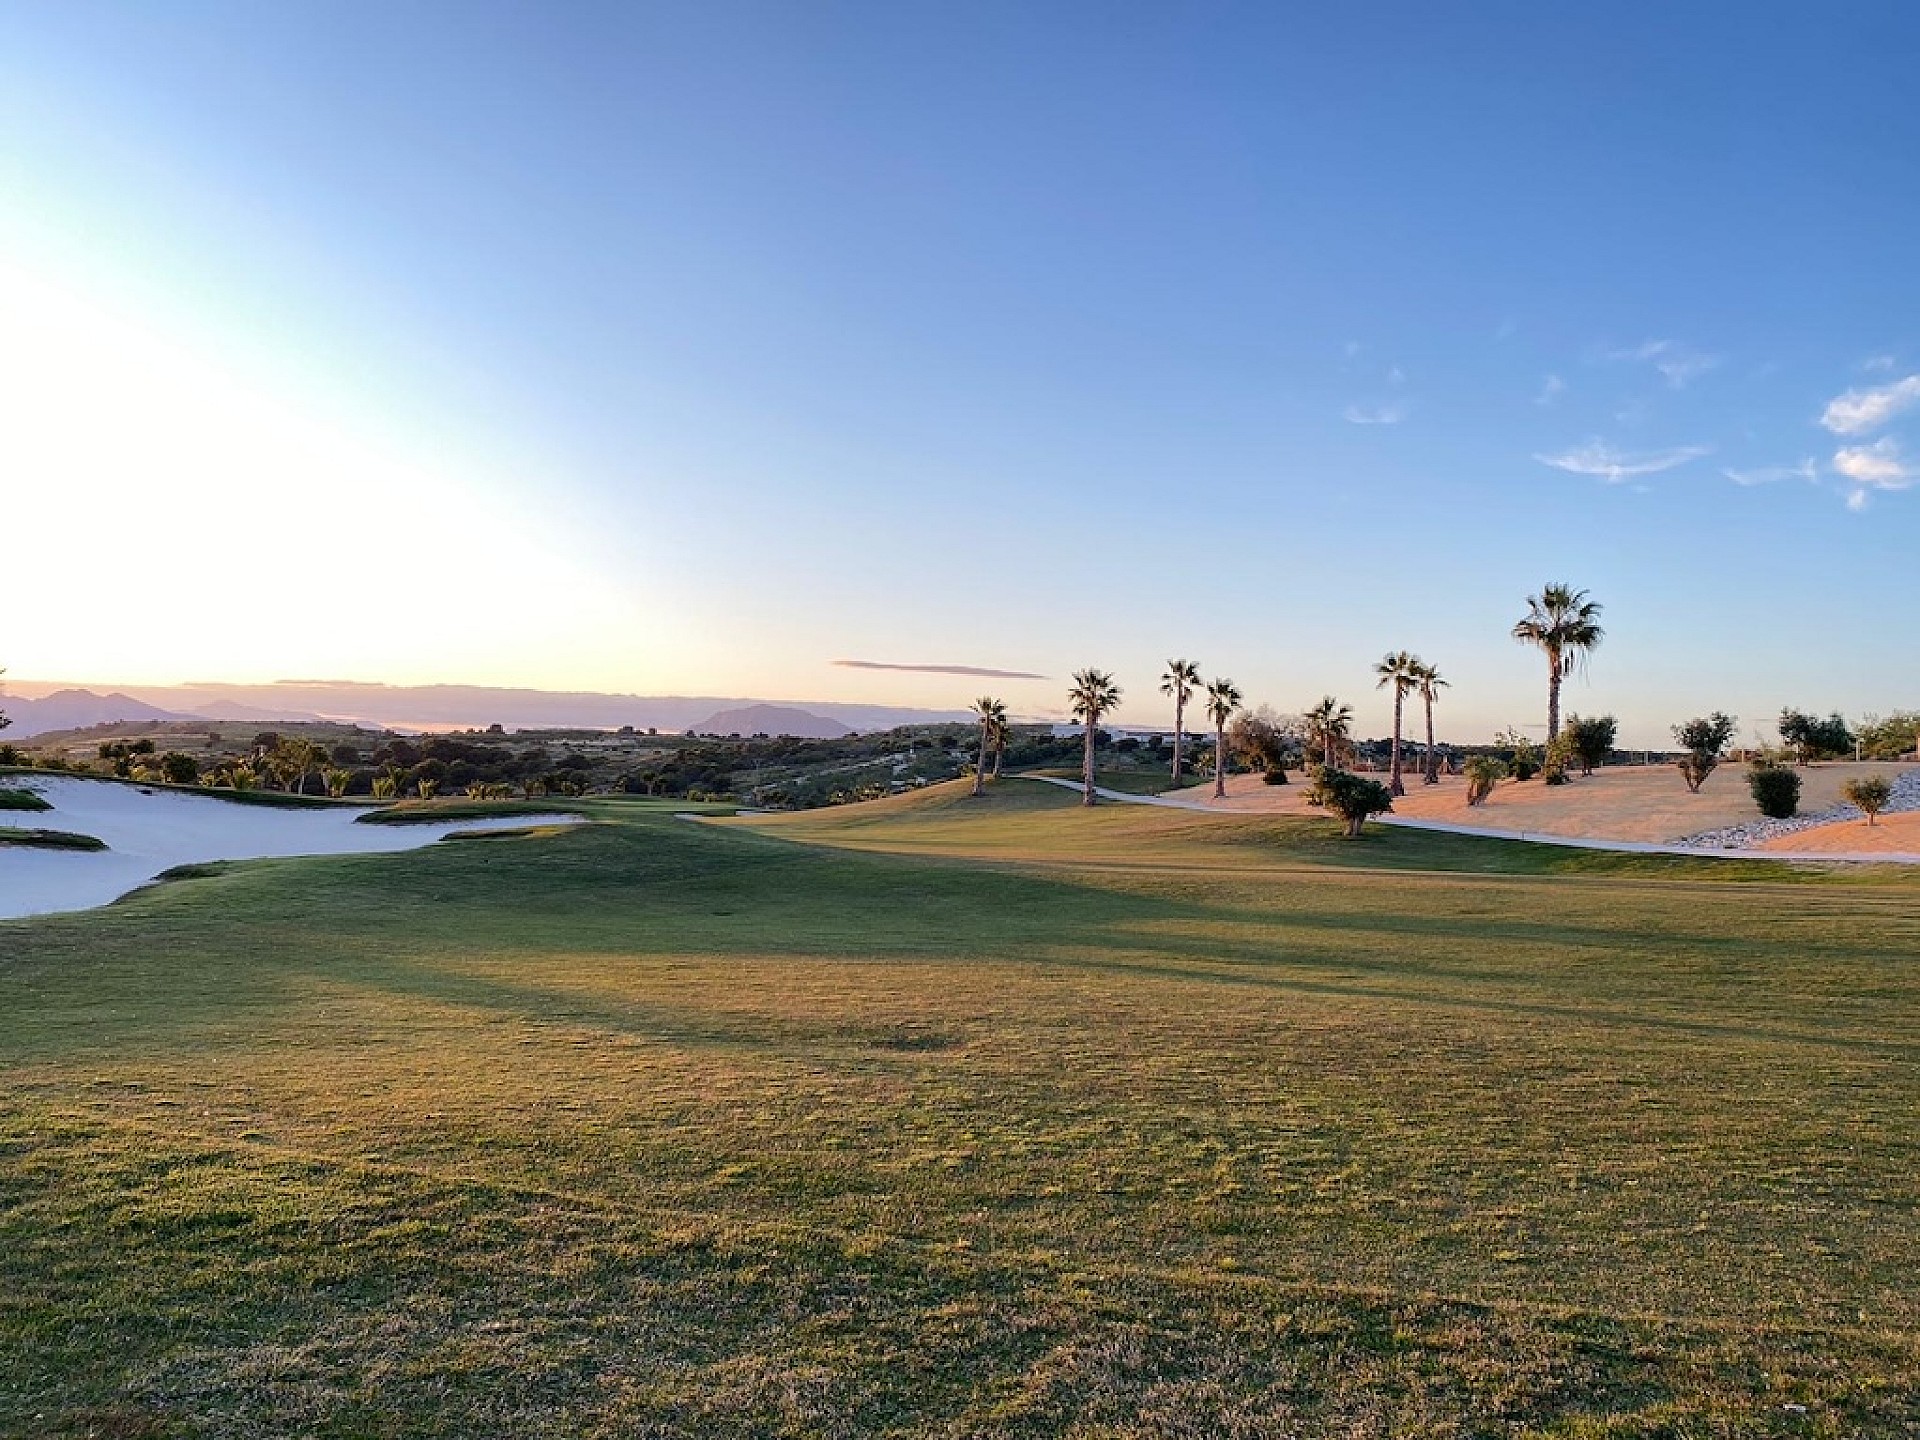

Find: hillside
689;704;854;739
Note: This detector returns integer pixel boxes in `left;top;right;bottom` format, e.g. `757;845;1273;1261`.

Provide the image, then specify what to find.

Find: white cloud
1831;437;1914;488
1534;373;1565;406
1343;402;1406;426
1604;338;1720;389
1861;354;1897;372
1819;374;1920;435
1722;460;1817;487
1387;364;1406;386
1535;440;1711;483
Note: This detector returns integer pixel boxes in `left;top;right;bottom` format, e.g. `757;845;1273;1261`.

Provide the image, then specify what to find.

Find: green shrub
1747;763;1801;819
1303;765;1394;837
1674;713;1736;793
1463;755;1508;806
1261;766;1288;786
1844;775;1893;825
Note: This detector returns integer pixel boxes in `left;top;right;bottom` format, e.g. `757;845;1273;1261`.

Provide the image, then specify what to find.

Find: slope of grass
0;787;52;812
0;827;108;851
3;786;1919;1435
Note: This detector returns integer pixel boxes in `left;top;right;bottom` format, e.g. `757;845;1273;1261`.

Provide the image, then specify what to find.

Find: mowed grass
4;785;1920;1436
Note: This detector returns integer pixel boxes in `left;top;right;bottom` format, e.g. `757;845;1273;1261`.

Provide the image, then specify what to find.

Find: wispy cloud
1605;339;1721;389
834;660;1048;680
1820;374;1920;435
1861;354;1897;372
1343;402;1406;426
1386;364;1406;386
1831;438;1914;487
1535;440;1711;483
1534;373;1565;406
1722;459;1817;487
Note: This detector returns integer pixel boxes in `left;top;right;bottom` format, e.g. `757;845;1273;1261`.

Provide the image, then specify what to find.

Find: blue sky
1;2;1915;745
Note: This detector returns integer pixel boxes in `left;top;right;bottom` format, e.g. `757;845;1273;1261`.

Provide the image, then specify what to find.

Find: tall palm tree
1067;669;1123;807
1374;650;1422;797
1413;660;1449;784
1205;677;1243;799
1160;658;1202;782
968;696;1007;797
1304;695;1353;770
988;710;1011;779
1512;582;1604;742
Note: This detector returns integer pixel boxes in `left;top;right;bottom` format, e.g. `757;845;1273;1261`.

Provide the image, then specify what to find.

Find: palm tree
1413;660;1449;784
1512;582;1604;742
988;710;1011;779
1205;677;1243;799
968;696;1007;797
1304;695;1354;769
1067;669;1122;806
1374;650;1422;797
1160;659;1202;782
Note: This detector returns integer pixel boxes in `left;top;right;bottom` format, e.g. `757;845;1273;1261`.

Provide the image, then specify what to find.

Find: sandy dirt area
1167;761;1918;846
1753;809;1920;854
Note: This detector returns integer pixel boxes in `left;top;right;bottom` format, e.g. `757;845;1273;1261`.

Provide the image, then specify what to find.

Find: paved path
1010;775;1920;866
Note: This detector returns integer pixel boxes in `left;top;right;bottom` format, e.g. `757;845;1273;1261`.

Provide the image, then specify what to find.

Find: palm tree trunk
1389;692;1405;796
972;724;987;797
1171;696;1184;782
1213;721;1227;799
1423;697;1437;784
1547;657;1563;741
1082;718;1097;806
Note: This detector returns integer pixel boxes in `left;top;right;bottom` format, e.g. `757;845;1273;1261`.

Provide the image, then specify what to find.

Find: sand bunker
0;776;582;921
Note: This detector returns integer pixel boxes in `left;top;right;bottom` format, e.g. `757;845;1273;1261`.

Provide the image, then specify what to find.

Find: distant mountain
0;689;198;739
689;705;855;739
5;679;972;735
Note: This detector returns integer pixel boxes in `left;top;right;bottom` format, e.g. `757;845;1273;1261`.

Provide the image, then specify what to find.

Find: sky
1;2;1915;747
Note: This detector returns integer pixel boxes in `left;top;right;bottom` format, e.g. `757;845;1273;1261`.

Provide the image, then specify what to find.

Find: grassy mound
0;788;51;812
3;788;1919;1434
0;827;107;851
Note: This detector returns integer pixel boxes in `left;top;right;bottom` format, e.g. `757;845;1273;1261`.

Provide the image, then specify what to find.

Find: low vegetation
0;787;51;811
0;826;107;850
1674;712;1737;792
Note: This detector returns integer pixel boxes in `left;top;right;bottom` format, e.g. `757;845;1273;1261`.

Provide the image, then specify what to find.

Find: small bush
1261;766;1288;786
1304;765;1394;837
1844;775;1893;825
1463;755;1508;806
1747;764;1801;819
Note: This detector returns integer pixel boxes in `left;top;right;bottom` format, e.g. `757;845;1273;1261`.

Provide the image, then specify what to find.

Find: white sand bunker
0;776;582;921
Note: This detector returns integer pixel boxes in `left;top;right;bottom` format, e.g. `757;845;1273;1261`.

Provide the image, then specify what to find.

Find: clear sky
2;2;1915;746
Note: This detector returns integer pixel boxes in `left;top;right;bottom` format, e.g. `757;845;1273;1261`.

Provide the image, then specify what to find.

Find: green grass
0;788;51;812
0;827;107;851
356;797;592;825
4;780;1920;1435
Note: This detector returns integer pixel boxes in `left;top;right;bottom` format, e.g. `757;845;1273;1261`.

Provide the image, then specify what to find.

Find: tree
1512;583;1604;742
988;710;1012;779
1563;714;1618;777
1303;695;1353;770
1160;659;1202;782
1228;705;1297;775
1855;711;1920;761
1673;712;1737;793
1844;775;1892;825
1205;677;1243;799
967;696;1007;798
1068;669;1122;807
1412;660;1448;784
1374;651;1422;798
158;751;199;786
1777;709;1854;765
1304;765;1395;837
